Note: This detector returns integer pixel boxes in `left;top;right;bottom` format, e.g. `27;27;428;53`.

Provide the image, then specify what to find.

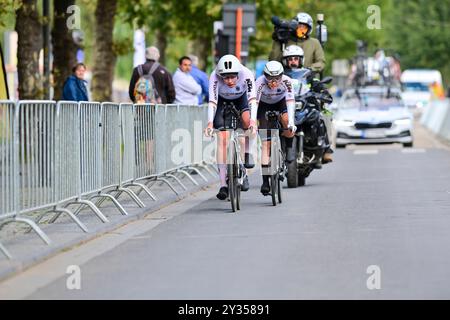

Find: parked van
400;69;443;109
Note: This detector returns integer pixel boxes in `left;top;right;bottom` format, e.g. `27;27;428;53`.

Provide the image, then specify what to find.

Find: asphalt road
0;139;445;299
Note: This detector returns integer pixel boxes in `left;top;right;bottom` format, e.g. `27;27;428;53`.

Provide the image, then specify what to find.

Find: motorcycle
283;69;333;187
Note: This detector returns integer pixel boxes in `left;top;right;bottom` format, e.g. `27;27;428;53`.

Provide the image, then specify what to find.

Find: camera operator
269;12;325;74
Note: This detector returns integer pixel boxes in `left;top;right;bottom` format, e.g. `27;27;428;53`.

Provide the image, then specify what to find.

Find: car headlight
335;119;355;127
394;118;411;125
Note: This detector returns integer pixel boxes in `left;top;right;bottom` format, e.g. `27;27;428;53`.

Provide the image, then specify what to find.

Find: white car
333;86;414;148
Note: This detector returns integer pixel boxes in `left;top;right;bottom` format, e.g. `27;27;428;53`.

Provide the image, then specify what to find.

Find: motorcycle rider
282;44;333;164
255;61;297;195
269;12;325;74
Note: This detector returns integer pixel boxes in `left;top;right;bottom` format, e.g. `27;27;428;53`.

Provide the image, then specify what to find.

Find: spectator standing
188;54;209;105
173;56;202;105
62;63;89;101
129;46;176;104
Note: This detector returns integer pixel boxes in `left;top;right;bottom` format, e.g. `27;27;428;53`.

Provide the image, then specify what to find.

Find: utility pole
43;0;51;99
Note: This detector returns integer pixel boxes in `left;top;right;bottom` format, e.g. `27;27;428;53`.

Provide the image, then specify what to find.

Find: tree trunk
155;29;168;66
15;0;43;99
91;0;117;102
52;0;77;101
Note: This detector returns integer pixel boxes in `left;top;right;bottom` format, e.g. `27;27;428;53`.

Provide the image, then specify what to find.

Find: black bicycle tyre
235;159;241;211
228;145;237;212
271;174;277;206
277;170;282;204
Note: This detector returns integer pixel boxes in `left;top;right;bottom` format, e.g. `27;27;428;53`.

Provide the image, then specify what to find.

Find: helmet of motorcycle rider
264;61;284;89
294;12;313;38
216;54;241;79
282;45;305;69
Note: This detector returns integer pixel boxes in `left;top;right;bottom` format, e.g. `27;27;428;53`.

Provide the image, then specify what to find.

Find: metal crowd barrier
119;103;157;201
0;101;218;259
0;101;19;258
48;102;108;225
0;101;55;256
18;101;92;235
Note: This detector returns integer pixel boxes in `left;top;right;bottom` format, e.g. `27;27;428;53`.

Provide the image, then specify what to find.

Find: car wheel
403;142;413;148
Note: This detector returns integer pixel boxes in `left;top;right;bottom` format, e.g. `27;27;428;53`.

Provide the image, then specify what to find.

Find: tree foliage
3;0;450;100
386;0;450;84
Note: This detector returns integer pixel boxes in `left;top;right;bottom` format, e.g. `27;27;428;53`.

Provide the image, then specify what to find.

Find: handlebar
223;102;241;119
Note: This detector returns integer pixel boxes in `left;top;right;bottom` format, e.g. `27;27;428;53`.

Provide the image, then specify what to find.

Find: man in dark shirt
128;46;176;104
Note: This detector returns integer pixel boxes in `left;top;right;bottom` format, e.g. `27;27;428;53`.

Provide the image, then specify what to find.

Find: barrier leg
156;177;181;196
34;207;88;233
125;182;157;201
165;173;188;191
71;200;109;223
14;217;51;245
177;169;199;186
0;218;51;245
90;193;129;216
52;208;89;232
186;166;209;182
204;161;219;174
117;187;146;208
0;242;12;259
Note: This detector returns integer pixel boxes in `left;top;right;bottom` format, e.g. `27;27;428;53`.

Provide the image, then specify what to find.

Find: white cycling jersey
255;75;296;127
208;65;257;122
255;74;295;104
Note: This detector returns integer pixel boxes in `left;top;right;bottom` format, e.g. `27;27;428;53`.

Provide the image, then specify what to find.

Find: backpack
133;62;162;104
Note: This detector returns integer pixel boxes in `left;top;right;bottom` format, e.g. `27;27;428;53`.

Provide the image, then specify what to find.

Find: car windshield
402;82;430;92
340;92;405;110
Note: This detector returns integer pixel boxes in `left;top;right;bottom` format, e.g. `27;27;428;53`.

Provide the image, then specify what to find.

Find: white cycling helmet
282;45;305;67
216;54;241;77
263;61;284;80
294;12;313;36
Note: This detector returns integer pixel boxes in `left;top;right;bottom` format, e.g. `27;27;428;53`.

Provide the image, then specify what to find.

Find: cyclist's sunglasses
287;56;300;61
265;75;282;82
220;74;238;81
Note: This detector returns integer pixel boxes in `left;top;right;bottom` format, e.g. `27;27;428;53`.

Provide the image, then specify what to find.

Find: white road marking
353;150;379;155
401;148;426;154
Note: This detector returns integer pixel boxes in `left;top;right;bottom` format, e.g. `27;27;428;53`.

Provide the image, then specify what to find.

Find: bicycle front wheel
235;163;241;211
227;140;238;213
271;173;278;206
277;149;283;204
228;164;237;212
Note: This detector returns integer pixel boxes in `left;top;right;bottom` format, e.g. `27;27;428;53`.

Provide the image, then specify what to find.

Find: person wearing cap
128;46;176;104
269;12;325;74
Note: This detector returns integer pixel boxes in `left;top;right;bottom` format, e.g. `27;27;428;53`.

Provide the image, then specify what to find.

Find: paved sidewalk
0;168;218;282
